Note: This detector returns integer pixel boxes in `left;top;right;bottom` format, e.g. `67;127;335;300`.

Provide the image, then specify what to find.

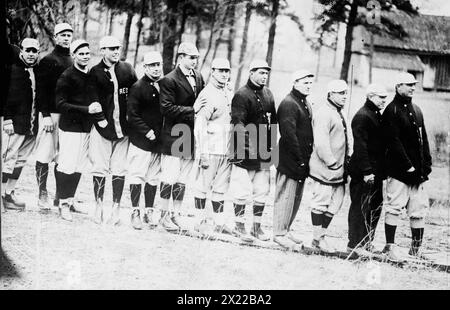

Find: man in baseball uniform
89;36;138;225
273;70;314;249
229;59;277;242
55;40;103;221
309;80;350;254
2;38;41;210
35;23;73;210
158;42;205;231
347;84;388;257
381;72;432;261
193;58;234;236
127;51;167;230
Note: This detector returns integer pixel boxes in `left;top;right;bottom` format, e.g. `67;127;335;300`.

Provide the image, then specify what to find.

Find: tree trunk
121;11;134;61
134;0;148;67
227;0;237;62
212;4;233;61
340;0;358;82
332;22;340;68
178;1;188;45
108;10;116;35
266;0;279;87
235;2;252;91
195;16;202;50
200;1;220;71
162;0;179;75
81;0;90;39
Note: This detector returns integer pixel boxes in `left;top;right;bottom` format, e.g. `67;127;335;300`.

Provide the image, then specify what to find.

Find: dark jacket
127;75;163;153
276;88;313;181
382;93;432;185
36;45;73;116
4;57;40;135
230;79;278;171
55;65;96;133
89;60;138;140
159;66;205;158
348;99;385;181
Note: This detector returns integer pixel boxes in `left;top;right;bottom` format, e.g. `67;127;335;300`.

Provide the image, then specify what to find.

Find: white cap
327;80;348;93
54;23;73;35
177;42;200;56
249;59;271;72
292;69;314;83
99;36;122;49
143;51;162;64
395;72;417;85
70;39;89;54
211;58;231;70
366;83;388;97
21;38;40;50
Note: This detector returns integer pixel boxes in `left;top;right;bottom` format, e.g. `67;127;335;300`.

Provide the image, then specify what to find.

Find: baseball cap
327;80;348;93
249;59;271;72
21;38;40;50
54;23;73;35
99;36;122;49
211;58;231;70
366;83;388;97
70;39;89;54
143;51;163;65
177;42;200;56
292;69;314;83
395;72;417;85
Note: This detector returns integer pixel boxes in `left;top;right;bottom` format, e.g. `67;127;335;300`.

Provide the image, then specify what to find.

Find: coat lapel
176;66;195;96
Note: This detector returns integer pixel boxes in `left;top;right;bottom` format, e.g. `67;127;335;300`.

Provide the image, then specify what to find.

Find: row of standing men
3;22;432;261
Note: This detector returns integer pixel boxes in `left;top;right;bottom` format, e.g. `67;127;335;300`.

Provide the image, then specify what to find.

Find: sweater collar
364;99;381;112
143;74;159;84
54;44;70;56
291;88;307;101
247;79;264;91
19;55;37;68
394;92;412;105
327;98;343;111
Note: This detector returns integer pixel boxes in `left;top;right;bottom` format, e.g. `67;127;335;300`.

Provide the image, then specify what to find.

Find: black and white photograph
1;0;449;291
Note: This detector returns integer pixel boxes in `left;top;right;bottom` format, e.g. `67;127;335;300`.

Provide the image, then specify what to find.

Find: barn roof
364;11;450;54
373;51;425;72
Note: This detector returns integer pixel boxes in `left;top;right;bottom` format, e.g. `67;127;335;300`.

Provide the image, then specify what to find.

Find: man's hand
88;102;103;114
3;122;14;135
200;153;209;169
146;129;156;141
364;174;375;185
42;116;54;132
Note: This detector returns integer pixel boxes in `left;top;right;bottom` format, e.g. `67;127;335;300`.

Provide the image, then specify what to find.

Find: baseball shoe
3;191;26;211
408;246;431;261
143;208;159;228
68;199;85;214
194;218;215;237
159;212;179;232
171;213;183;229
382;243;402;262
347;246;373;258
250;223;270;241
287;232;303;245
38;190;51;212
365;243;377;253
131;209;142;230
109;202;121;225
60;202;73;222
94;201;103;224
317;236;336;254
214;223;234;235
311;238;321;251
274;235;296;249
232;222;254;243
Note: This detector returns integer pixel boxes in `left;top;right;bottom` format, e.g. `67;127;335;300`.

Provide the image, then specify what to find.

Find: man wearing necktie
158;42;205;231
2;38;41;211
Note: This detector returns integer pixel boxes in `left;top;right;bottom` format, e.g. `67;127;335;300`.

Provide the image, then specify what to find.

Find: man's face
294;76;314;96
179;54;198;70
20;46;39;65
54;31;73;48
368;94;387;110
211;68;230;85
396;83;416;98
250;68;270;86
329;90;348;107
101;46;121;64
73;46;90;68
144;62;162;80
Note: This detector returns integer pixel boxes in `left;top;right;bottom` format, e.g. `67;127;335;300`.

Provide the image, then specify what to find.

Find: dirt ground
1;160;449;290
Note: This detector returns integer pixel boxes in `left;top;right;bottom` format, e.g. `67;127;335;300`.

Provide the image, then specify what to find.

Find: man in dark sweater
88;36;138;225
347;84;387;257
381;72;432;261
55;40;105;221
2;38;41;210
127;51;167;230
273;70;314;249
229;59;277;242
35;23;73;210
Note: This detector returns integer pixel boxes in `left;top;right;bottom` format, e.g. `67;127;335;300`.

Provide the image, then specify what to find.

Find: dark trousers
347;178;383;249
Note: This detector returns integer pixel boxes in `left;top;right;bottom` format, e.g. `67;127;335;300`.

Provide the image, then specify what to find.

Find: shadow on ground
0;247;19;279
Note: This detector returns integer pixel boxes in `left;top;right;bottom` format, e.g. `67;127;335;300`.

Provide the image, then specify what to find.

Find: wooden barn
349;11;450;91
